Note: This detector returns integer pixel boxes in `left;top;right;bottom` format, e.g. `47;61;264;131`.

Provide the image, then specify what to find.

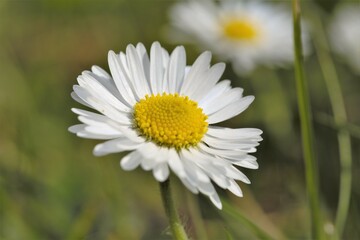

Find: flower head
329;5;360;75
69;42;262;209
169;0;309;75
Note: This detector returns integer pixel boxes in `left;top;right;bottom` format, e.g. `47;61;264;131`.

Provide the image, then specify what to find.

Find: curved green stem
292;1;324;239
310;11;353;239
160;179;189;240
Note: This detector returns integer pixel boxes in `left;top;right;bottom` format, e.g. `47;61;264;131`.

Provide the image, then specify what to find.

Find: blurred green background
0;0;359;239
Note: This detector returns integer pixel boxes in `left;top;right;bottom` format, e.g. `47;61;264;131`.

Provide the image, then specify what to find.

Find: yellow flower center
223;18;258;41
134;93;208;149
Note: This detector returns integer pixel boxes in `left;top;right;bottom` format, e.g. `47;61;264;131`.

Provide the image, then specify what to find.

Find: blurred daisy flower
169;0;309;75
329;5;360;75
69;42;262;209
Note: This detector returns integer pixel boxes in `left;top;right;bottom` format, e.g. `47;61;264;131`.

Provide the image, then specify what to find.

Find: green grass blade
292;1;324;239
221;199;275;240
309;9;353;239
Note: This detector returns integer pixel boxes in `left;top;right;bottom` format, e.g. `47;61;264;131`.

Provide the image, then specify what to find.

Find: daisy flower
169;0;309;75
69;42;262;209
329;5;360;75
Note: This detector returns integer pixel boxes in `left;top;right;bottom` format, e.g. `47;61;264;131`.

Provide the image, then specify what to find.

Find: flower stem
292;1;324;239
310;12;352;239
160;179;189;240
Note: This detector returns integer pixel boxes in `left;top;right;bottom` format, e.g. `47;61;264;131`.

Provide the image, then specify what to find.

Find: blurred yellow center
134;93;208;149
223;19;258;41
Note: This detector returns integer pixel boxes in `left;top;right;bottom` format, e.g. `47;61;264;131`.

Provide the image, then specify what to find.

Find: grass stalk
310;12;353;239
222;199;275;240
292;0;324;239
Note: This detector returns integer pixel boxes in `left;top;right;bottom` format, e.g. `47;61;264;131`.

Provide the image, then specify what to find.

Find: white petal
166;150;200;193
202;88;243;115
203;135;260;150
150;42;164;95
181;154;211;183
185;149;230;189
77;72;130;112
116;126;147;143
226;159;259;169
232;160;259;169
108;51;137;105
224;165;251;184
93;137;144;156
209;192;222;209
136;43;150;82
190;62;225;102
167;149;186;177
88;67;125;104
179;176;199;194
225;155;259;169
69;122;123;140
126;45;151;98
91;65;111;79
72;108;109;120
120;151;142;171
87;76;125;106
180;152;216;195
198;80;231;108
207;127;263;140
77;115;116;128
181;158;202;186
71;91;92;108
156;147;171;164
227;179;243;197
79;132;121;140
161;48;170;66
137;142;160;160
119;52;132;78
72;108;127;131
209;173;230;189
198;143;249;156
73;85;131;125
83;125;121;136
197;181;216;196
208;96;255;124
137;144;161;171
153;163;170;182
184;66;191;78
68;124;85;133
167;46;186;93
160;48;170;93
180;51;211;95
140;156;157;171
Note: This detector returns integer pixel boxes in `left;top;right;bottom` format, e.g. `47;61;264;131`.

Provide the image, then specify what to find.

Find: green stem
292;1;324;239
310;12;353;239
160;179;189;240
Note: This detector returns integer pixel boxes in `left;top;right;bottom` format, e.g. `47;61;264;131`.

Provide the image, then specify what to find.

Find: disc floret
134;93;208;149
